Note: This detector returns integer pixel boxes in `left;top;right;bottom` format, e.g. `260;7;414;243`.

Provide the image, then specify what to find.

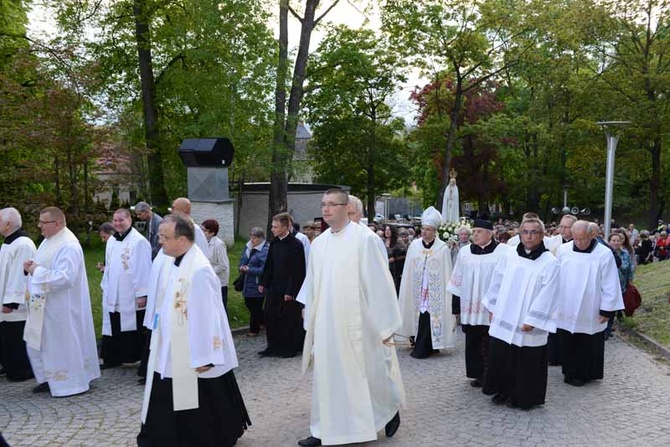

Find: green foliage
303;25;411;211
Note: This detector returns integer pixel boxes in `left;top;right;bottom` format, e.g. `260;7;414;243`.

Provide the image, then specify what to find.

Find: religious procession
2;173;653;447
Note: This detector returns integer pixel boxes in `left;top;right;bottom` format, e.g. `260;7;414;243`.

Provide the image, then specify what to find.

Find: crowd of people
0;192;657;447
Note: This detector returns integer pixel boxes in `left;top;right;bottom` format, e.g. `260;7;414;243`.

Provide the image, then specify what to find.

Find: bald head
171;197;191;215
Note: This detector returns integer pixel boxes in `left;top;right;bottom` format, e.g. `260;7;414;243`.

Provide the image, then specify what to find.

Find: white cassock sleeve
187;267;227;368
131;238;152;297
481;253;508;313
30;246;79;294
599;252;625;311
359;233;401;340
522;259;559;332
3;242;36;304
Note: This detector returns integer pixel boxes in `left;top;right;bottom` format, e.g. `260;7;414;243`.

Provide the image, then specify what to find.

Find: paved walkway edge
618;324;670;361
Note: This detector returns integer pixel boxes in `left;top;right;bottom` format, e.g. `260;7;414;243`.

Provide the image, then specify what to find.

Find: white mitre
421;206;442;229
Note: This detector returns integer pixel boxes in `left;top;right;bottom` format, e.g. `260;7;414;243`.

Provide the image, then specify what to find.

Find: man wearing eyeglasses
482;217;560;409
23;207;100;397
297;189;404;447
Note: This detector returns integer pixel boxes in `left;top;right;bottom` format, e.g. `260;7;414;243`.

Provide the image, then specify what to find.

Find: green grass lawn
620;260;670;348
83;238;250;339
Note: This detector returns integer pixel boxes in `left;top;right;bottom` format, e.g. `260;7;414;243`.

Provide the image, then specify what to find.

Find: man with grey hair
0;208;36;381
555;220;624;387
135;202;163;259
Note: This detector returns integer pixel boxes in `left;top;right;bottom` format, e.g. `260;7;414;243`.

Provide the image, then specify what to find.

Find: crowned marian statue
441;169;460;224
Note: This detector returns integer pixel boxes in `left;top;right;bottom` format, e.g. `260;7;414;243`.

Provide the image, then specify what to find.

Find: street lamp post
596;121;630;239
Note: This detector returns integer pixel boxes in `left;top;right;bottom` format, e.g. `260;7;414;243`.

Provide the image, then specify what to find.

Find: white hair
0;207;22;231
348;195;364;215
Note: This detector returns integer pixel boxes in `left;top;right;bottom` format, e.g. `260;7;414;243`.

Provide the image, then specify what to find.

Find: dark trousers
221;286;228;314
0;321;33;381
484;337;548;408
547;332;563;365
244;297;265;334
410;311;435;359
102;311;146;366
462;324;489;381
560;329;605;383
263;293;304;355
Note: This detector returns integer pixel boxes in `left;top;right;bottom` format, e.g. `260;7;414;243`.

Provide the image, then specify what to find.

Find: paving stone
2;333;669;446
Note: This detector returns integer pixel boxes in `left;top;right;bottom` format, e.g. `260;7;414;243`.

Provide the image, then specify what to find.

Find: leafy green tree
303;26;410;214
382;0;536;209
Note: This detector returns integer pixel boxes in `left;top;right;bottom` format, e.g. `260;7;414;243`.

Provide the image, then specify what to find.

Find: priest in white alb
297;189;404;447
23;207;100;397
398;206;455;359
555;220;624;387
447;218;509;388
100;208;152;369
0;207;36;381
139;214;250;447
482;217;559;409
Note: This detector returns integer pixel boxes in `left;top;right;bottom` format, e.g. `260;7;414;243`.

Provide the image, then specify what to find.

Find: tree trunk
133;0;168;207
436;85;463;209
649;137;662;230
269;0;335;228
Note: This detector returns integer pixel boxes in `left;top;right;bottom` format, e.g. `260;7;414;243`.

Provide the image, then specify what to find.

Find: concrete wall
191;200;235;247
237;190;325;238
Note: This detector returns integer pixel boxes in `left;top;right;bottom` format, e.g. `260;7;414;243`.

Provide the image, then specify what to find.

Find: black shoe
548;361;561;367
297;436;322;446
0;368;6;376
33;382;50;393
385;411;400;437
138;378;146;385
492;393;507;405
564;376;585;387
280;352;297;358
258;349;277;357
470;379;482;388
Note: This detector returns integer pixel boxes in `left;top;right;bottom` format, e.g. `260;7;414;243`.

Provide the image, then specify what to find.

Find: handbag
623;283;642;317
233;274;245;292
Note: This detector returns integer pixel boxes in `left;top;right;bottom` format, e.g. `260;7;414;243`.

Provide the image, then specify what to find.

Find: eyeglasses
38;220;56;225
521;230;542;236
320;202;347;208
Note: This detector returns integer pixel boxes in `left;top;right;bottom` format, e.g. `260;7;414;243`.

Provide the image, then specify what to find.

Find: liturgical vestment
301;222;405;446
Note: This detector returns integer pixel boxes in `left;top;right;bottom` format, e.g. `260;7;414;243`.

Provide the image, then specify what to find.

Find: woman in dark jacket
238;227;270;337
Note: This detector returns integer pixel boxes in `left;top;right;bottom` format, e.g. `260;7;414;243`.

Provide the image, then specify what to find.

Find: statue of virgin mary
441;169;460;224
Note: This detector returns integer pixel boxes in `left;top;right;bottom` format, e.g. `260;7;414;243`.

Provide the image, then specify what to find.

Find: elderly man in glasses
481;217;560;409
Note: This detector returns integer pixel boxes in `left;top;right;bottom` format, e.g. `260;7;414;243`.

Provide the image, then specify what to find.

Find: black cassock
483;337;548;409
260;232;306;356
139;371;251;447
0;315;33;381
559;329;606;383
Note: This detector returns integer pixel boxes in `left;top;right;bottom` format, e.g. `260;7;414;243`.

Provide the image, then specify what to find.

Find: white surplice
482;248;559;347
447;243;510;326
24;227;100;396
555;241;624;334
194;223;209;256
101;227;152;335
0;235;36;323
142;244;237;419
398;237;455;350
301;222;405;446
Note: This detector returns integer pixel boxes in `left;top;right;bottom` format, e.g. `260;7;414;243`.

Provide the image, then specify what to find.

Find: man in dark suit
259;213;306;358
